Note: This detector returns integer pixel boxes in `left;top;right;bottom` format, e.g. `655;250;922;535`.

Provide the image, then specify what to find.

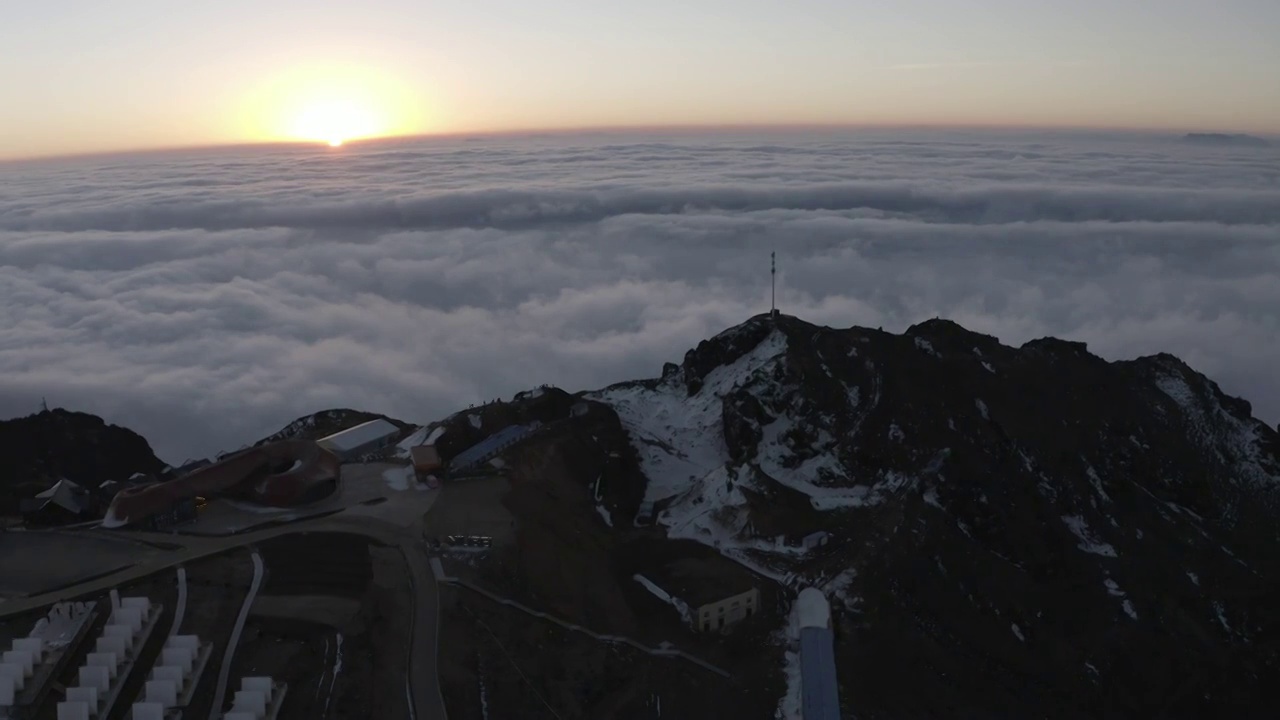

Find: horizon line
4;121;1275;164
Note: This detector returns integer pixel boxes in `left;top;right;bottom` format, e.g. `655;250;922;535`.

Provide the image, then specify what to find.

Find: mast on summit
771;251;778;318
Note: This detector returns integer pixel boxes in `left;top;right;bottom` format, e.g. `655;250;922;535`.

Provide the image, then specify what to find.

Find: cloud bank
2;130;1278;463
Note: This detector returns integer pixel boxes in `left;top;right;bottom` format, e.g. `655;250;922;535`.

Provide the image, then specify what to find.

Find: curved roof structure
104;440;340;528
797;587;831;629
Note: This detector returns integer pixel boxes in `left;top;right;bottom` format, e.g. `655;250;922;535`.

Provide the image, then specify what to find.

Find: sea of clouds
2;129;1278;463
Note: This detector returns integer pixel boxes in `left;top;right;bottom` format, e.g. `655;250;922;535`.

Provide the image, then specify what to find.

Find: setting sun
239;63;429;146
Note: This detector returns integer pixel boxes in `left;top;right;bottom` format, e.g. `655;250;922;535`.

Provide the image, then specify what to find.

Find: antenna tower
771;251;777;317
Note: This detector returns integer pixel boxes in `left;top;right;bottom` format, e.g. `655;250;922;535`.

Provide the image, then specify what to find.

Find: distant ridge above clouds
1183;133;1271;147
1;131;1277;461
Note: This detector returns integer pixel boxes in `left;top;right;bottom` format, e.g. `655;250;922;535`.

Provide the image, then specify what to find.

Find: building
104;440;340;528
20;479;91;526
801;531;830;551
449;422;542;471
694;586;760;633
638;556;760;634
316;419;401;461
410;445;442;482
797;588;840;720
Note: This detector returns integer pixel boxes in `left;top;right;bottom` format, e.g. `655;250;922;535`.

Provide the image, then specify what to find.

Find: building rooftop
316;419;399;453
797;587;831;629
25;478;90;515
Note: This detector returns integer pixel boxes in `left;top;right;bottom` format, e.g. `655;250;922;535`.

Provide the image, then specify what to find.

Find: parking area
0;531;168;598
420;475;516;548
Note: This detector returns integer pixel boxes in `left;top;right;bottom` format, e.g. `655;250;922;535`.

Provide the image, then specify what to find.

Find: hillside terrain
6;314;1280;717
0;409;165;514
585;314;1280;716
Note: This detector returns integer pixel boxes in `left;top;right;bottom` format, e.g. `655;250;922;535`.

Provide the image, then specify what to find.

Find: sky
2;129;1278;462
3;0;1280;158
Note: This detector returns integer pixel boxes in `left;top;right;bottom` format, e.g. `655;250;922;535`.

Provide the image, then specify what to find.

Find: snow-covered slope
585;313;1280;717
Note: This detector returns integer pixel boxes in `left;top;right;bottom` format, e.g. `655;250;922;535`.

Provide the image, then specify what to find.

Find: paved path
1;515;451;720
171;567;188;637
403;538;449;720
432;560;729;679
211;550;263;715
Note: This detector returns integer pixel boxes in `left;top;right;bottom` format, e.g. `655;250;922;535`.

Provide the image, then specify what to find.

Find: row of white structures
0;627;50;710
222;676;286;720
2;600;98;714
55;596;166;720
4;594;282;720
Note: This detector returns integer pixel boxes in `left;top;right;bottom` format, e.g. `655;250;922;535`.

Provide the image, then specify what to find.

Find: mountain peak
587;313;1280;714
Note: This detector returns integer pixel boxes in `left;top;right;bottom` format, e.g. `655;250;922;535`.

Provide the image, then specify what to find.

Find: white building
316;419;401;461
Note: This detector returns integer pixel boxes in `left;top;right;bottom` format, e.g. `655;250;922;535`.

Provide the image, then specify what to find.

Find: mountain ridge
587;312;1280;715
4;314;1279;715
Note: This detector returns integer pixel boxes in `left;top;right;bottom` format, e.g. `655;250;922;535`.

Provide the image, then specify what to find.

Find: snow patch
914;337;939;357
1155;371;1280;502
1104;578;1126;597
779;647;802;720
1084;463;1111;502
823;568;858;609
595;504;613;527
633;574;692;625
1061;515;1118;557
382;465;414;491
469;414;482;429
982;361;996;374
1011;623;1025;642
1122;600;1138;620
888;424;905;442
777;598;805;720
590;328;788;504
1187;571;1200;586
923;486;944;509
1213;601;1231;632
975;399;989;420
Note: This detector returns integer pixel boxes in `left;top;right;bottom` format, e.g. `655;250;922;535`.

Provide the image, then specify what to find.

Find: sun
240;64;428;146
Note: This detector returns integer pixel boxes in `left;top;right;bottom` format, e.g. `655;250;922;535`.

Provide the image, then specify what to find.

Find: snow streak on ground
634;574;693;625
1062;515;1118;557
776;598;804;720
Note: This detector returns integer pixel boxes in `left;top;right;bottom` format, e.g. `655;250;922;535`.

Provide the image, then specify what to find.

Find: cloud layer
3;130;1278;463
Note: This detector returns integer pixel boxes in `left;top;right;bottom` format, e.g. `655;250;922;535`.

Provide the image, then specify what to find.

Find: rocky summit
589;313;1280;717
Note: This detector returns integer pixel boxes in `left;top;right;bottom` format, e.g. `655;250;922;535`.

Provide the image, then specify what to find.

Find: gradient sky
3;0;1279;158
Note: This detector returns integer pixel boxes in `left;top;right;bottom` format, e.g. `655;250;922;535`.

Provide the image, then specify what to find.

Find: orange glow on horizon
238;63;429;145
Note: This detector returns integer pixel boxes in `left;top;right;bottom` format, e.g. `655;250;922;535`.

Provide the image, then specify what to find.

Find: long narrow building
797;587;841;720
